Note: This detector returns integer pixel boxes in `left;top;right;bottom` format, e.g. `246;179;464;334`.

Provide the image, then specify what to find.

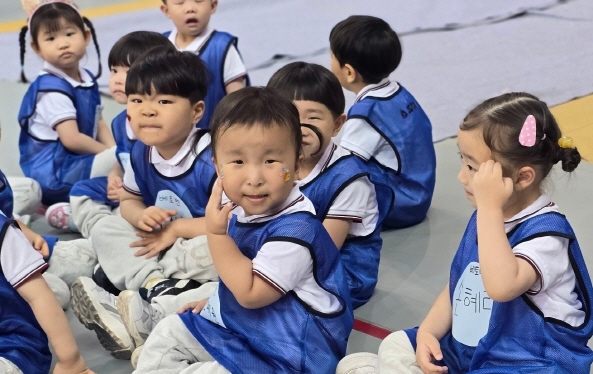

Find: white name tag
155;190;192;221
200;284;226;328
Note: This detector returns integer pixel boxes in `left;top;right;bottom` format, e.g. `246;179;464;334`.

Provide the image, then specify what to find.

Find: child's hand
416;331;448;374
31;234;49;259
107;175;123;202
137;206;177;232
177;298;208;314
473;160;514;211
131;224;178;259
205;180;233;236
52;356;94;374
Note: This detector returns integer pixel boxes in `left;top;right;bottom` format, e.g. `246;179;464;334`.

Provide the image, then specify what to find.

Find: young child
0;211;94;373
18;1;116;206
268;62;393;308
70;47;218;359
337;92;593;374
160;0;249;128
330;15;436;229
133;86;353;374
45;31;175;236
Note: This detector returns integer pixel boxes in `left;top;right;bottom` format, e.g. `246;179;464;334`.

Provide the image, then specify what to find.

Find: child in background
134;87;353;374
18;1;116;206
0;210;94;373
45;31;175;236
330;15;436;229
161;0;249;128
337;92;593;374
268;62;393;308
71;47;218;359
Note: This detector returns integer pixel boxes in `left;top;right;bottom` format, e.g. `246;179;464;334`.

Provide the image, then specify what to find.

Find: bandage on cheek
282;166;290;182
219;164;224;179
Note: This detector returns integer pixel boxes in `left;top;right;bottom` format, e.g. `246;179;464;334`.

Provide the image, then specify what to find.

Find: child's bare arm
97;116;116;147
225;77;246;94
55;120;110;155
322;218;350;249
15;220;49;258
119;188;149;228
17;274;90;373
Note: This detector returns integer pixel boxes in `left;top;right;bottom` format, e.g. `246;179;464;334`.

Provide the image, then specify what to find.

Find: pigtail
83;17;101;79
19;25;29;83
556;146;581;173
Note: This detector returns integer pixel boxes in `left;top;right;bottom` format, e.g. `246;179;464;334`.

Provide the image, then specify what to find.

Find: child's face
457;129;492;209
32;19;90;71
127;88;204;153
161;0;217;38
109;65;130;105
214;124;298;216
293;100;344;161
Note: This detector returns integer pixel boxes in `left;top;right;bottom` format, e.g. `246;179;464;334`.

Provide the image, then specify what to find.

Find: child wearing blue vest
160;0;249;128
70;48;218;360
330;16;436;229
133;87;353;374
0;212;94;373
337;92;593;374
268;62;393;308
18;1;117;206
44;31;175;236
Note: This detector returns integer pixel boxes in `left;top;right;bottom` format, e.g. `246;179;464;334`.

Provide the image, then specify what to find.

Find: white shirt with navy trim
506;192;584;326
28;62;99;140
168;25;247;85
1;223;48;288
340;79;400;171
233;186;341;313
296;141;379;237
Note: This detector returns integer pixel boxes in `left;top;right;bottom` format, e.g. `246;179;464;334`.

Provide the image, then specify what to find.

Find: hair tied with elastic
558;136;575;149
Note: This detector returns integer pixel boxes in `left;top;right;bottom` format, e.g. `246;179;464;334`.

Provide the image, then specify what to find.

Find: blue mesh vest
406;212;593;373
299;153;393;308
0;214;51;373
348;85;436;229
69;110;135;207
129;135;216;218
163;30;250;129
180;211;354;373
18;71;100;205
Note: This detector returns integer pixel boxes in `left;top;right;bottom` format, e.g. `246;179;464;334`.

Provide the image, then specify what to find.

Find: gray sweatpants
134;314;229;374
90;215;217;291
152;281;218;316
0;358;22;374
6;177;41;216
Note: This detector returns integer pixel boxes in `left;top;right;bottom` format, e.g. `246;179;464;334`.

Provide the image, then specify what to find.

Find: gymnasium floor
0;1;591;373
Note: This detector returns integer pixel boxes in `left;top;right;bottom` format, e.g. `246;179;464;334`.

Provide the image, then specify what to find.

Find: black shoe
140;278;202;302
92;265;121;297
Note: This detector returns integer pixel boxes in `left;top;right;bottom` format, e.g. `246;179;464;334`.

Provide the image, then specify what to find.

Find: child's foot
71;277;134;359
45;202;75;230
336;352;379;374
141;278;202;302
117;290;164;348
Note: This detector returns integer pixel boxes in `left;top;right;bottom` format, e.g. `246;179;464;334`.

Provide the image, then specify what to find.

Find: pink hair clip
518;115;538;147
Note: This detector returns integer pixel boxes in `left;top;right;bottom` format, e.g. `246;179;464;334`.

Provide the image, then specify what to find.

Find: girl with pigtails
17;0;116;206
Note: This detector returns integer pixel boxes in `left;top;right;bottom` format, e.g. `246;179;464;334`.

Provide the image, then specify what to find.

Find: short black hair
210;87;302;161
267;62;345;118
330;15;402;84
126;47;208;104
108;31;174;68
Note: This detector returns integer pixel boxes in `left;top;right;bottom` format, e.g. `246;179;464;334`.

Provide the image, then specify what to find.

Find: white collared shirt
123;129;210;194
505;192;584;326
339;79;401;171
168;25;247;85
233;187;341;313
296;141;379;237
27;62;99;140
1;220;48;288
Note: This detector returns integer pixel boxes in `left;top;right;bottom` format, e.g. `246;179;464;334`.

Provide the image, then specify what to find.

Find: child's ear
344;64;357;84
514;166;536;191
31;41;41;56
211;0;218;13
160;4;170;18
332;113;346;136
191;101;205;124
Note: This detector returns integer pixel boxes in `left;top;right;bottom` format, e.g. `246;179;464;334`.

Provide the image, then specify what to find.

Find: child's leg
0;358;23;374
70;194;115;238
89;146;117;178
46;238;97;287
159;235;217;283
6;176;41;215
377;331;422;373
133;314;229;374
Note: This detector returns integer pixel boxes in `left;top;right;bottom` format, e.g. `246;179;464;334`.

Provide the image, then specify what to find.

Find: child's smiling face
293;100;344;163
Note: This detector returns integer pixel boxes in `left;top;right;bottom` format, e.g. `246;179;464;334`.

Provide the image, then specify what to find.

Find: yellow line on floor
551;94;593;162
0;0;162;33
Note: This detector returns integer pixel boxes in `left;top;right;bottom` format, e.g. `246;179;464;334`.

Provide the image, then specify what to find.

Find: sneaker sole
71;278;133;360
117;291;148;348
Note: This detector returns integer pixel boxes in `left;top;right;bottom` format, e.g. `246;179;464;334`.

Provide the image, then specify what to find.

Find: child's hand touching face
206;180;233;236
472;160;514;211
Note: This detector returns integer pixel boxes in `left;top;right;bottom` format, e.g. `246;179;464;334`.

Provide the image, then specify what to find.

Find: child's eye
130;99;142;103
232;160;244;165
467;164;476;172
66;32;74;37
264;160;277;164
45;36;55;42
158;100;172;104
110;68;117;74
308;117;321;121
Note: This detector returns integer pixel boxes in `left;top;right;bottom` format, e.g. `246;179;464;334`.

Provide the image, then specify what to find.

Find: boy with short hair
330;15;436;229
161;0;249;128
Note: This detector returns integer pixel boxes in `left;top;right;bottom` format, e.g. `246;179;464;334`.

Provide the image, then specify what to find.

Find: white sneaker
71;277;134;359
131;345;143;369
118;290;164;348
336;352;379;374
